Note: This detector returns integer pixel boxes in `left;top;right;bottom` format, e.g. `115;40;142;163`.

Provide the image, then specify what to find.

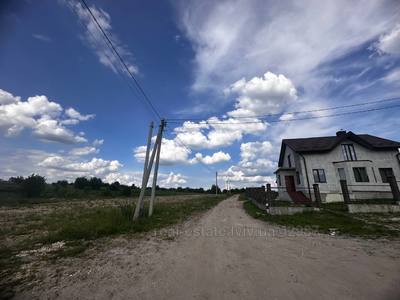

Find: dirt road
18;196;400;299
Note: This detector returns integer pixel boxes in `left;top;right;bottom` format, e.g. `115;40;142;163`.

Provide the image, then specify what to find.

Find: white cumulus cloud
226;72;297;117
192;151;231;165
160;172;187;187
69;146;99;156
0;88;93;144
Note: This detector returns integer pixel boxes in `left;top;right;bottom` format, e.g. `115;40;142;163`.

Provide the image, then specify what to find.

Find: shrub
22;174;46;197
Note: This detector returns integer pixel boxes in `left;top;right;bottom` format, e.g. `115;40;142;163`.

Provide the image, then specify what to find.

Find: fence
339;176;400;204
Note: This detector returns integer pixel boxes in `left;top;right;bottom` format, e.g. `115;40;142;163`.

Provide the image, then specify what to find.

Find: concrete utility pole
134;120;165;220
215;172;218;195
149;120;165;217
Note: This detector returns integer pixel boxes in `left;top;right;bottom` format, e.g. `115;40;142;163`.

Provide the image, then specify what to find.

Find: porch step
288;191;311;204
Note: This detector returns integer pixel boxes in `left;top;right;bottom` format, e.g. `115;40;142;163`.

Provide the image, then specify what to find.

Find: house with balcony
274;130;400;203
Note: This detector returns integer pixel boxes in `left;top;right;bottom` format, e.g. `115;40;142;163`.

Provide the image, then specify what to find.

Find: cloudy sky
1;0;399;188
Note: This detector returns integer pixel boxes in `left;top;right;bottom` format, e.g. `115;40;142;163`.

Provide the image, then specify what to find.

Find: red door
285;176;296;192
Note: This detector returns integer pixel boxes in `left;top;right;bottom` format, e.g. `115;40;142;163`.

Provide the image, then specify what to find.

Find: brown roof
278;131;400;166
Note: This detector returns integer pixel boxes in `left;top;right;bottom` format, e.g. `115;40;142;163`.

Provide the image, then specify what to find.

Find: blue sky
0;0;400;188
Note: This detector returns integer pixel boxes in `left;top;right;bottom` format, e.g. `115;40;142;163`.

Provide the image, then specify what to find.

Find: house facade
275;131;400;203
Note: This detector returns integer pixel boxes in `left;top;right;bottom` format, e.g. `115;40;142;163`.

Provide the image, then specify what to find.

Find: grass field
0;194;228;294
243;200;400;238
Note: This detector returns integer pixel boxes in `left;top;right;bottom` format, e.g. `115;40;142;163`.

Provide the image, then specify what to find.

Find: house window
288;155;292;168
277;175;281;186
296;172;301;184
338;168;346;180
379;168;394;183
342;144;357;161
353;167;369;182
313;169;326;183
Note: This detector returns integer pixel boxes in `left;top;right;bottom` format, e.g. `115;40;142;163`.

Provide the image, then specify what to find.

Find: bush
22;174;46;197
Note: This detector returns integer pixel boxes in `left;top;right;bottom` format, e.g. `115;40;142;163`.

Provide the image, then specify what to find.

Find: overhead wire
79;0;162;121
67;1;145;105
166;103;400;125
164;127;216;173
166;96;400;122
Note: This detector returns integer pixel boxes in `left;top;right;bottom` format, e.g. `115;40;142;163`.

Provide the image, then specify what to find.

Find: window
277;175;281;186
353;167;369;182
288;155;292;168
338;168;346;180
379;168;394;183
313;169;326;183
296;172;301;184
341;144;357;161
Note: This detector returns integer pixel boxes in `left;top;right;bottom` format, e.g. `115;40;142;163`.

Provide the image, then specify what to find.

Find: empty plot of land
13;195;400;300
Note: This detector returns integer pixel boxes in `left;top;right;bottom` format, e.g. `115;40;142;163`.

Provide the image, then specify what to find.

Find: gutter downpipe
299;152;312;201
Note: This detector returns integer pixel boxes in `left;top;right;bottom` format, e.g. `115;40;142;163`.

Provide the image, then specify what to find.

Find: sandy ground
16;196;400;300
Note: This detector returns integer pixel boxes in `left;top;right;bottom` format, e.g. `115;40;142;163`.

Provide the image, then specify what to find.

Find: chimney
336;130;346;137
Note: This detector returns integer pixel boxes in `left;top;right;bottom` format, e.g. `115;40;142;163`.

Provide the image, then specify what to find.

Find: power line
79;0;162;120
67;1;145;106
166;96;400;122
167;103;400;125
165;128;215;173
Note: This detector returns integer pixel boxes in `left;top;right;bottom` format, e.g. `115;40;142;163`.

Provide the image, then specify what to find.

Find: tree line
0;174;245;200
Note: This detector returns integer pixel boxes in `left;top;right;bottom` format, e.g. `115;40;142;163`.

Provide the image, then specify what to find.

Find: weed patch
243;200;399;238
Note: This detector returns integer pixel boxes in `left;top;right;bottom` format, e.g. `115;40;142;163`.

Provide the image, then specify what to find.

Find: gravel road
18;195;400;299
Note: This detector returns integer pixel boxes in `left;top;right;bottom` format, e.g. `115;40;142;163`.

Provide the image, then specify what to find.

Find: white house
275;131;400;203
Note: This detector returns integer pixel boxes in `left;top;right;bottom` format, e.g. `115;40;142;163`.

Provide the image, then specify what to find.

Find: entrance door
285;176;296;192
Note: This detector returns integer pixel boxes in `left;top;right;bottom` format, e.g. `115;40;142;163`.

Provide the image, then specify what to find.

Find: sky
0;0;400;189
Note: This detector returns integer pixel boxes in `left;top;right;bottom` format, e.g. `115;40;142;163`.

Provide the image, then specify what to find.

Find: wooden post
215;172;218;195
387;176;400;203
340;179;350;204
313;184;321;207
266;184;272;206
149;120;165;217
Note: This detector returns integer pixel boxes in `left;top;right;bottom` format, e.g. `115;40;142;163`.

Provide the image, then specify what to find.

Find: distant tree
89;177;103;190
9;176;25;184
74;177;89;189
110;181;120;191
22;174;46;197
120;185;131;196
56;180;69;187
209;184;221;194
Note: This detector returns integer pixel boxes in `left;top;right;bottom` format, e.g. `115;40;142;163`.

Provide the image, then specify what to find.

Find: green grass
243;200;400;238
41;196;227;243
348;198;396;205
271;200;313;207
238;194;247;201
0;195;228;293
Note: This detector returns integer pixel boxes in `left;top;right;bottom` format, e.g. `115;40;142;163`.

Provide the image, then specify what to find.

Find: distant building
275;131;400;203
